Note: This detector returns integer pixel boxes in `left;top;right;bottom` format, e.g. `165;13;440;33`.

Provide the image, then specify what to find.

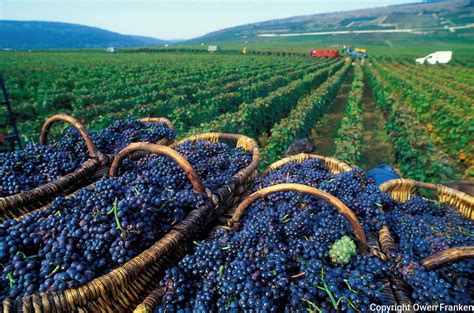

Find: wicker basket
380;178;474;220
377;178;474;260
2;133;260;312
0;114;109;221
137;117;175;146
262;153;353;176
0;115;175;222
262;154;392;258
135;182;369;312
377;179;474;307
262;155;410;306
421;246;474;270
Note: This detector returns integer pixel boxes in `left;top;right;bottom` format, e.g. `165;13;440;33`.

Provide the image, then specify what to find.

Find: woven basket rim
0;156;106;218
262;153;353;176
139;117;175;132
171;132;261;186
379;178;474;219
0;116;175;218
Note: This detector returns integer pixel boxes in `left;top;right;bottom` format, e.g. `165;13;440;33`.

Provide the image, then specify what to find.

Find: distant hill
193;0;474;43
127;35;167;46
0;21;166;50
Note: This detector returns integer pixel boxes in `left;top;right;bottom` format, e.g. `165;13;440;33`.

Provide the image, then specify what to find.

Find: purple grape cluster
0;139;251;301
0;118;175;197
385;196;474;305
154;159;394;312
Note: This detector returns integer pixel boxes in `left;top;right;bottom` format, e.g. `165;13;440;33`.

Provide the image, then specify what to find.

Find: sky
1;0;416;40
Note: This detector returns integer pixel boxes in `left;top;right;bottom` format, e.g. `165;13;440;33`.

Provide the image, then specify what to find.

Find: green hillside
188;0;474;56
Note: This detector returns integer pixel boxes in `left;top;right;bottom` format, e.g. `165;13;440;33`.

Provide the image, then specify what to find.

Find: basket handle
380;179;474;219
170;132;259;152
262;153;352;176
139;117;175;131
228;183;368;253
421;246;474;270
109;142;205;193
40;114;99;157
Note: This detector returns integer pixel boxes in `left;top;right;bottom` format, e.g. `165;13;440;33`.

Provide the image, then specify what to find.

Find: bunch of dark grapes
153;159;394;312
386;196;474;305
255;159;392;233
0;119;175;197
0;139;251;301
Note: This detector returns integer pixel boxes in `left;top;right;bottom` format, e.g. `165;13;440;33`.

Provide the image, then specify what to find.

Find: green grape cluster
329;235;357;265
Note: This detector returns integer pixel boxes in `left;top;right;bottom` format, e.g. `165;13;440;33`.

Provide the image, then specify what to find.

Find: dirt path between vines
358;75;395;170
309;66;354;156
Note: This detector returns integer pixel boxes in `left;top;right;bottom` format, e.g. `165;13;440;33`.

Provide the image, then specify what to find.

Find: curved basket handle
421;246;474;270
40;114;99;156
262;153;352;176
229;183;368;253
109;142;205;193
139;117;175;132
170;132;259;152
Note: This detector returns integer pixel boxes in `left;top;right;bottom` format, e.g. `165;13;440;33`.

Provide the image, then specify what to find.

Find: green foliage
265;61;350;165
175;61;328;135
195;60;344;138
365;63;460;182
0;52;319;141
329;236;357;266
0;50;471;182
373;61;473;169
334;60;364;165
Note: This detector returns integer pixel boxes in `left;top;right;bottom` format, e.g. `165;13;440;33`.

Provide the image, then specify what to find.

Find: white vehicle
416;51;452;64
208;45;219;52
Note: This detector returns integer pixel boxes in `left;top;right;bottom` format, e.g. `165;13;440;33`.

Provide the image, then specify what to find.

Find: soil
358;75;395;170
309;67;354;156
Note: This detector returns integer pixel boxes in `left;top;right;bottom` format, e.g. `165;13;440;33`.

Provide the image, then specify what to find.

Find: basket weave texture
2;132;260;312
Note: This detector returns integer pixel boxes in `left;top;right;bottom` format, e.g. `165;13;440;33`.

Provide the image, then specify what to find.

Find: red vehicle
310;49;339;58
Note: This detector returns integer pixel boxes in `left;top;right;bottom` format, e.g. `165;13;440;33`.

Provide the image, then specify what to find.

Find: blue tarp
367;164;400;186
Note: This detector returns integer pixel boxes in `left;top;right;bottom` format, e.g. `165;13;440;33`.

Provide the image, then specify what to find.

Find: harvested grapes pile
150;158;473;312
153;159;391;312
0;118;175;197
385;196;474;304
0;139;252;300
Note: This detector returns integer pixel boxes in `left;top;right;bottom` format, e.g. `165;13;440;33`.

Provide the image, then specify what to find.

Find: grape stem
316;268;338;309
225;294;239;308
107;198;124;231
301;298;322;313
280;214;291;223
7;272;13;290
218;265;224;279
336;296;356;309
48;263;61;277
343;279;359;295
16;251;37;259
